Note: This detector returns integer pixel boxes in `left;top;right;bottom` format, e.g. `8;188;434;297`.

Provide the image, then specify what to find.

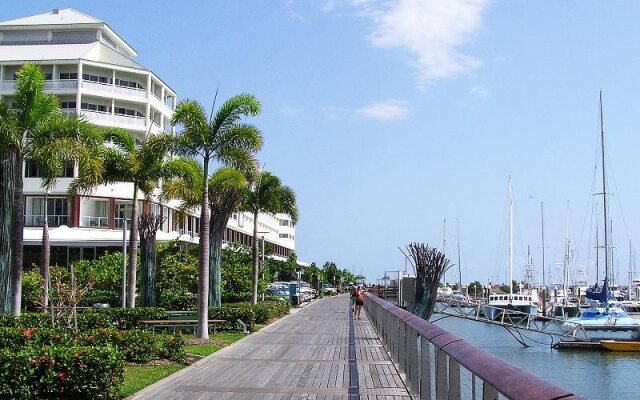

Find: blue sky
6;1;640;286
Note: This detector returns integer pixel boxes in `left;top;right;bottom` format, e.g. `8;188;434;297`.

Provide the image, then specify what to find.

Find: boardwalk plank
130;296;411;400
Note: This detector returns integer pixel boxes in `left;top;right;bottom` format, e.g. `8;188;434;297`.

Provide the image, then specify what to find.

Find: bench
140;319;227;334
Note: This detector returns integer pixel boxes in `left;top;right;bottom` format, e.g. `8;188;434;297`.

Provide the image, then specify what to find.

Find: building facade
0;8;297;267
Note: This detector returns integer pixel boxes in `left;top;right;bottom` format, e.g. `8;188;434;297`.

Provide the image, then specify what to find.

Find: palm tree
27;114;102;310
171;93;262;338
243;171;299;305
162;159;254;308
70;127;174;308
0;64;69;314
0;105;17;313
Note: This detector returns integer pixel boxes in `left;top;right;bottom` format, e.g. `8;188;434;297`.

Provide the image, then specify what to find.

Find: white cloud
470;85;489;99
357;99;409;121
346;0;488;86
280;105;302;117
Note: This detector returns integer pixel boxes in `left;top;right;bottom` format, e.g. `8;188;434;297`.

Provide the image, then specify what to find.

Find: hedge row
0;345;123;399
0;307;167;331
0;301;288;333
0;327;185;363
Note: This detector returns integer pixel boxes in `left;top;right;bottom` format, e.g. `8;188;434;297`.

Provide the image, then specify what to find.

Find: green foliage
209;303;256;332
251;300;291;323
87;307;167;330
221;244;254;302
158;333;186;363
75;252;123;306
156;242;198;310
21;269;42;311
0;344;124;399
119;330;157;363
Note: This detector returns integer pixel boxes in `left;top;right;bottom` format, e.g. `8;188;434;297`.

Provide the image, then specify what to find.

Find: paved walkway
131;295;411;400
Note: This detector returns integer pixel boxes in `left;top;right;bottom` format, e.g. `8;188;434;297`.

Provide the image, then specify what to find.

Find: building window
60;101;76;109
81;102;110;113
82;73;111;84
279;219;289;226
115;78;144;90
115;202;132;229
59;72;78;80
24;160;74;178
25;197;70;227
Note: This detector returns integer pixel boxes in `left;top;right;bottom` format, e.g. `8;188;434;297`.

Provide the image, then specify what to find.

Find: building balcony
81;80;147;100
0;79;78;94
80;109;146;130
25;215;70;227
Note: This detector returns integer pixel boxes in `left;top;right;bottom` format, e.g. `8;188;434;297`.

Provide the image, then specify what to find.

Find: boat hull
600;340;640;351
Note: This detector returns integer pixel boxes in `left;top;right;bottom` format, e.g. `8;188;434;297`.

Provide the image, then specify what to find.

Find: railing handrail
365;293;588;400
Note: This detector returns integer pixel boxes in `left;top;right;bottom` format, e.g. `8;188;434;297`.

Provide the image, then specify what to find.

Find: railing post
420;336;431;400
449;358;461;400
483;382;498;400
435;348;447;400
398;320;406;375
407;328;419;395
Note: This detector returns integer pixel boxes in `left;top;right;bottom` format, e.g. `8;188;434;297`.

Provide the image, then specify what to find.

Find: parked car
323;284;338;295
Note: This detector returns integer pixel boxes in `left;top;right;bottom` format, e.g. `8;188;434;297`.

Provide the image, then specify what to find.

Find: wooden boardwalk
131;295;412;400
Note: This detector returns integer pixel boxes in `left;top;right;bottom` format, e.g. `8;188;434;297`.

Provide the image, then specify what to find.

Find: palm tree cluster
0;64;299;339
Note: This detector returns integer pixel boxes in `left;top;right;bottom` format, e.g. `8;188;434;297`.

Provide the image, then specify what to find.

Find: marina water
433;316;638;399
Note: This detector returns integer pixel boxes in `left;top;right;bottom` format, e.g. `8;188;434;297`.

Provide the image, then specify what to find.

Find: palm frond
171;100;208;153
210;94;261;136
160;157;203;210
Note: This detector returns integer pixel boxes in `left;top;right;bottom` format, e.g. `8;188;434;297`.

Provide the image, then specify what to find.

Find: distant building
0;8;296;267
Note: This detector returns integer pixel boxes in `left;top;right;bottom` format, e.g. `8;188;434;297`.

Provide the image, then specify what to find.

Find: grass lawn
183;344;221;356
121;364;184;398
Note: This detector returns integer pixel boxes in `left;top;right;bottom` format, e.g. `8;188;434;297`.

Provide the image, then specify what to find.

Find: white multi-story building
0;8;297;267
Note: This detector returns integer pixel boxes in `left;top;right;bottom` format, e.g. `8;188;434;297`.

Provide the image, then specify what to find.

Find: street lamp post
258;232;268;301
121;215;127;308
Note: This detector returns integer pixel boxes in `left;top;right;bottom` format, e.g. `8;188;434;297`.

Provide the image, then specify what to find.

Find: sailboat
553;204;580;318
562;93;640;334
483;176;539;320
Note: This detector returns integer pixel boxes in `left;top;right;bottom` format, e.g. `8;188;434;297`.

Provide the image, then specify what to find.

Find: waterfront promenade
131;295;411;400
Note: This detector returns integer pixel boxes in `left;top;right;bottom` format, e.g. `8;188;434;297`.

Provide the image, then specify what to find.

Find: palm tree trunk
40;190;50;312
209;212;229;308
126;184;139;308
11;153;25;315
0;151;15;313
197;156;210;339
251;209;259;305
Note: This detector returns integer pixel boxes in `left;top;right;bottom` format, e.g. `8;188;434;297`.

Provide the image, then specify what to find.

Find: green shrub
86;307;167;330
119;330;157;362
76;312;113;331
252;300;291;323
209;303;256;332
158;333;186;363
0;345;123;399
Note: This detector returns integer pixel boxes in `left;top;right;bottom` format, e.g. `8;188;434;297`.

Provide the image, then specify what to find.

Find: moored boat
600;340;640;352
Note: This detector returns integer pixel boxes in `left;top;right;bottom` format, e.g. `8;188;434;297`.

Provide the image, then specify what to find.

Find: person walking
350;285;357;311
354;286;365;320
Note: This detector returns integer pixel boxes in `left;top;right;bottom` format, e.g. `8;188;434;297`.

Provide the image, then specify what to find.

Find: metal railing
80;216;109;228
364;293;588;400
25;215;70;226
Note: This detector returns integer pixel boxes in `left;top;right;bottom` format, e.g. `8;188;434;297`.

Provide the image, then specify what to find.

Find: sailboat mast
442;218;447;286
509;176;514;295
600;92;609;292
457;218;462;289
541;201;546;288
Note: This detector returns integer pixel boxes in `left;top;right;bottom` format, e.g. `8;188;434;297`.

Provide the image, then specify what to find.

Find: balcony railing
46;79;78;90
1;80;78;92
80;216;109;228
25;215;70;227
81;80;146;99
80;109;146;128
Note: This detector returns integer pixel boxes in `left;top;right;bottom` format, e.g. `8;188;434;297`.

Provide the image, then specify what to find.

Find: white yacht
483;177;538;320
